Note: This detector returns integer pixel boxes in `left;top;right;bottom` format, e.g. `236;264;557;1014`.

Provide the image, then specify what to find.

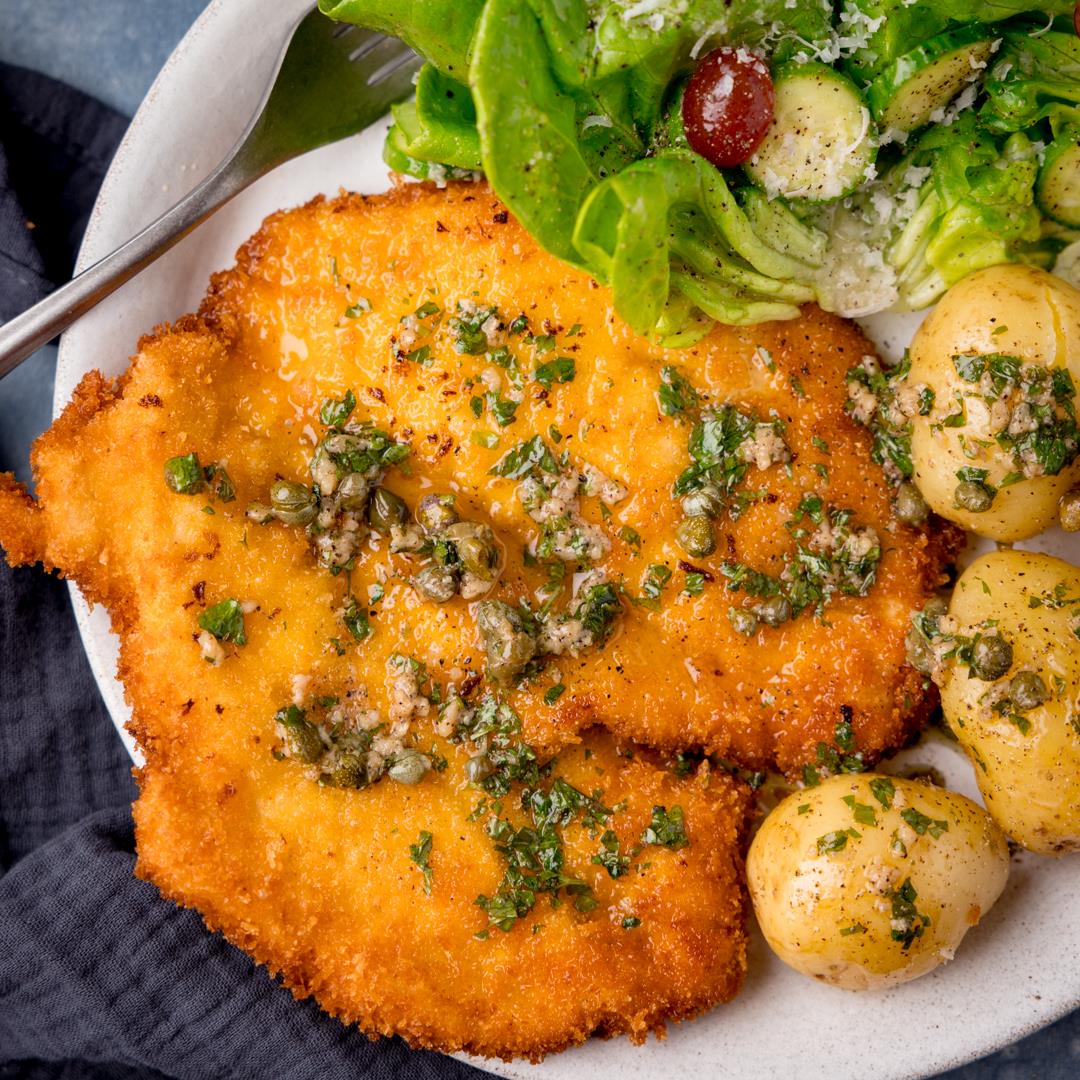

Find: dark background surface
0;2;1076;1077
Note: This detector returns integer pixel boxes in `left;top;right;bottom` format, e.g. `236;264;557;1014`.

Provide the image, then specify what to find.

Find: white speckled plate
56;1;1080;1076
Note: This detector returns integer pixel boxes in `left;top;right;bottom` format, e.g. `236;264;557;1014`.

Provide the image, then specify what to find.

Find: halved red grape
1075;1;1079;36
682;47;775;170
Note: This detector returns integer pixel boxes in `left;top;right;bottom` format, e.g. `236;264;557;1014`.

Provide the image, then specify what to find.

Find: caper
367;487;408;532
923;596;949;621
388;749;430;785
270;479;318;525
681;483;725;520
458;535;498;580
246;502;274;524
971;633;1013;681
893;482;929;526
335;472;371;512
330;753;366;788
905;625;934;675
728;607;758;636
475;599;539;686
413;565;458;603
418;494;459;533
465;754;494;783
279;716;323;764
1009;670;1049;711
755;595;792;628
676;515;716;558
953;480;995;514
1060;487;1080;532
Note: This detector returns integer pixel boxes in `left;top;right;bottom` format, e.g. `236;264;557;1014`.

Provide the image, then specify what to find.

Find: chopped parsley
640;805;689;850
657;366;701;418
721;505;880;622
449;302;497;354
817;828;859;854
484;391;520;427
534;357;576;388
490;435;559;479
592;829;632;878
842;794;878;827
164;453;204;495
319;389;356;428
343;599;372;643
408;830;434;895
682;571;705;597
887;878;930;950
544;683;566;705
899;807;949;839
528;333;556;354
198;599;247;645
845;353;928;483
869;777;896;810
474;775;612;933
674;406;787;521
344;298;372;318
574;582;622;647
636;563;672;611
472;430;500;449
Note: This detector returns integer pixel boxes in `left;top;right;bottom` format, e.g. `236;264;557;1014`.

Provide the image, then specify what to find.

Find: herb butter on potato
939;549;1080;855
747;775;1009;990
907;265;1080;541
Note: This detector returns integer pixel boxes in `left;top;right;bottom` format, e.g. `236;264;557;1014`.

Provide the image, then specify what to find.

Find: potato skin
908;265;1080;541
747;775;1009;990
944;550;1080;855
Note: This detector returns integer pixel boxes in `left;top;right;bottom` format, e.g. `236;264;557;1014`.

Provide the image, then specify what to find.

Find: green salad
319;0;1080;344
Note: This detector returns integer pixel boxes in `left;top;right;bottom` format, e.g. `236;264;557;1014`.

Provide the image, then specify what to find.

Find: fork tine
367;49;419;87
347;34;388;63
331;23;356;39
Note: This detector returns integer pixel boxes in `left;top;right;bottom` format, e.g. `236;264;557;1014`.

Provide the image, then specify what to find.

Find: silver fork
0;7;418;379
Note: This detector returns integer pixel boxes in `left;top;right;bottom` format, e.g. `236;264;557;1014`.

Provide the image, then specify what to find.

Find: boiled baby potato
747;774;1009;990
907;265;1080;541
941;549;1080;855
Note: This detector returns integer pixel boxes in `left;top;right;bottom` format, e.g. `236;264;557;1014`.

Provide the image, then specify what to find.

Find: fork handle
0;158;255;381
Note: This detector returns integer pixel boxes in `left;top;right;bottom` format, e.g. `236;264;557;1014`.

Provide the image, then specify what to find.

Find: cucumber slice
1037;127;1080;228
744;63;877;203
739;188;828;268
868;25;999;135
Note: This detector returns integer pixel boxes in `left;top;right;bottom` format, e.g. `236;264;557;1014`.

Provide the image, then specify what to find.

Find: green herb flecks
640;805;689;850
899;807;949;839
592;829;633;878
198;599;247;645
164;453;204;495
534;357;576;388
657;366;700;418
887;878;930;950
409;830;435;895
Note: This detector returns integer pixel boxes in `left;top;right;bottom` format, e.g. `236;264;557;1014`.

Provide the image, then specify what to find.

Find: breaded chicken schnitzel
0;181;960;1057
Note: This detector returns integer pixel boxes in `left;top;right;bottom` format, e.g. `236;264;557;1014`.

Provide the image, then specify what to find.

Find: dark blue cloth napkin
0;61;481;1080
